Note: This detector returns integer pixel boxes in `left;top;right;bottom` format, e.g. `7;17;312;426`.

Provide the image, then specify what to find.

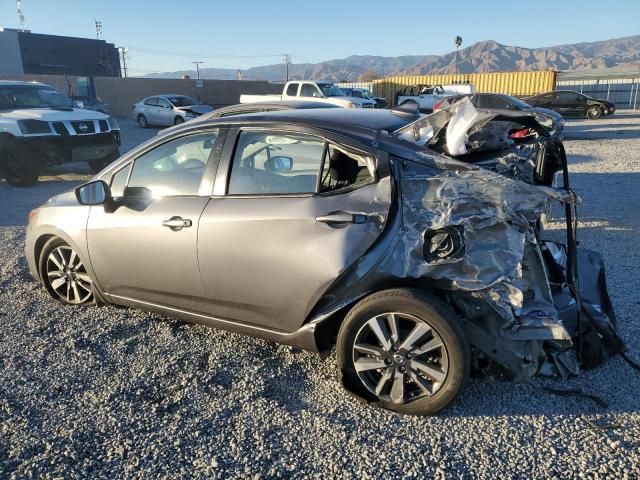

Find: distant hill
142;35;640;82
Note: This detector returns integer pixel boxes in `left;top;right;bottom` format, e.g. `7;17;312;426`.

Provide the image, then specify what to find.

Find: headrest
329;149;359;183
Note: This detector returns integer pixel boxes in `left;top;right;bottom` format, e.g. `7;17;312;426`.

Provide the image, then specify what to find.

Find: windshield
503;94;532;109
318;84;345;97
0;84;72;110
167;96;198;107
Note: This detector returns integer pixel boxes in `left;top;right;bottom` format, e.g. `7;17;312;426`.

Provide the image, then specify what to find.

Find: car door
197;127;391;332
554;91;580;116
531;92;553;109
142;97;160;123
86;128;222;312
157;97;174;125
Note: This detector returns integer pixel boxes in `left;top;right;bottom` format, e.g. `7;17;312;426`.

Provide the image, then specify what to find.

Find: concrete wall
0;73;85;95
0;74;282;116
94;77;282;116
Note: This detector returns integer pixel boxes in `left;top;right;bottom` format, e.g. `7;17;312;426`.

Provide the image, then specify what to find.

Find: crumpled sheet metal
389;161;572;290
379;158;576;343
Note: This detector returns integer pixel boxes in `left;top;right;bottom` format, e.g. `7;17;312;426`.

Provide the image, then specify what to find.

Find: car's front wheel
587;106;602;120
39;237;94;305
0;142;41;187
337;289;469;415
137;114;148;128
174;116;185;125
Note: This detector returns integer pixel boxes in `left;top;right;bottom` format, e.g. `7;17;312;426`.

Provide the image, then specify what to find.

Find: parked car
433;93;564;135
396;84;476;112
0;81;121;186
340;87;388;109
26;105;619;415
132;95;214;128
524;90;615;120
71;95;109;114
240;81;376;108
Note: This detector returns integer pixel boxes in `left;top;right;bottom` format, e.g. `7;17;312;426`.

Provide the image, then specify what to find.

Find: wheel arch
310;279;451;353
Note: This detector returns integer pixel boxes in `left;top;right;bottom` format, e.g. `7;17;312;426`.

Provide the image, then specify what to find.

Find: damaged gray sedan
25;100;622;415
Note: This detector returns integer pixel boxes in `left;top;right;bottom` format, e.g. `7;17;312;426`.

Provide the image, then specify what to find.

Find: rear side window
227;131;376;196
144;97;158;106
285;83;299;96
228;131;325;195
320;145;374;193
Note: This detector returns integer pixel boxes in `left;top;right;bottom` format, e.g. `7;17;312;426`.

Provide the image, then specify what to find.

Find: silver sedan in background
132;95;214;128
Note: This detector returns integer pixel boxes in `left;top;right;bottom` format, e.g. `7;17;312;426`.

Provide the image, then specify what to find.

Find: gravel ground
1;113;639;479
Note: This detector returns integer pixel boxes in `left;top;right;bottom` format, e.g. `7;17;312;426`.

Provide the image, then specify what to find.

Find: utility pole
16;0;25;32
95;19;103;39
118;47;129;78
192;61;203;80
282;54;291;82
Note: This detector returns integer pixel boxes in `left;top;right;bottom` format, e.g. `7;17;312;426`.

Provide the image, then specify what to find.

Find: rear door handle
315;212;367;225
162;216;192;231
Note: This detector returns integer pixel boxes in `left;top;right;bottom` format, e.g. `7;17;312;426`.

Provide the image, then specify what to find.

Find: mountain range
142;35;640;82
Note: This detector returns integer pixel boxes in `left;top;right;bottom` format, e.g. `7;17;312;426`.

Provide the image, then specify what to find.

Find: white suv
0;81;121;187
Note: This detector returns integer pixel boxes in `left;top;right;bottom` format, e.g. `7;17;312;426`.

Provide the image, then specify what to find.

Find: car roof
0;80;49;87
198;108;420;140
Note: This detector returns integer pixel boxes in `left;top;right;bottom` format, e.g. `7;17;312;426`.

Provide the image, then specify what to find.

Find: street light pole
192;61;203;80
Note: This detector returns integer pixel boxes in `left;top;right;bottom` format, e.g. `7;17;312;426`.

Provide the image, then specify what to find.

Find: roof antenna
16;0;26;32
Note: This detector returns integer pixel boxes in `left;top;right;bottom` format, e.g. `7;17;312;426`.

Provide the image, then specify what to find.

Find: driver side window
126;131;218;197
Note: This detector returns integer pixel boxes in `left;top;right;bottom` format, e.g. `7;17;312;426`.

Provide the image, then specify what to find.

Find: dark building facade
0;28;121;77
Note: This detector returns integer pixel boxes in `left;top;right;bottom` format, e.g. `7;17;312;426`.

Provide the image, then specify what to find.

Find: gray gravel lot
1;113;639;479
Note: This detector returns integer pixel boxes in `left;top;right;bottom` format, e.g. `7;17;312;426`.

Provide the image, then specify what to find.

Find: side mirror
264;156;293;172
75;180;110;205
73;100;85;108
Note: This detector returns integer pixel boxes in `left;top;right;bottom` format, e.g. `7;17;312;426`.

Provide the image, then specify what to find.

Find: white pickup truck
241;81;376;109
396;84;476;112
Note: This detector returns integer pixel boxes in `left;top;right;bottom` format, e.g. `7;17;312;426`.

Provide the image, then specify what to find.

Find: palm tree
454;36;463;74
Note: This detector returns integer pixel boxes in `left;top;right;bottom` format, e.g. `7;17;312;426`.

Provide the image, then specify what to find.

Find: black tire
88;150;120;174
174;116;185;125
137;114;148;128
337;288;469;415
587;106;602;120
38;237;94;306
0;141;41;187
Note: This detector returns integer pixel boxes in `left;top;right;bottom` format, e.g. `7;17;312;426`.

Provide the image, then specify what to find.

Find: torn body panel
310;100;619;380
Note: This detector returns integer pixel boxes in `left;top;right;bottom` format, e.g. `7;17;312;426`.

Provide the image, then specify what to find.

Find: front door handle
162;216;192;231
315;212;367;225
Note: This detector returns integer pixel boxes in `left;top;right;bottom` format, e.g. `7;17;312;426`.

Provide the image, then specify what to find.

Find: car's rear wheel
0;142;41;187
587;106;602;120
174;116;185;125
39;237;94;306
137;114;148;128
337;289;469;415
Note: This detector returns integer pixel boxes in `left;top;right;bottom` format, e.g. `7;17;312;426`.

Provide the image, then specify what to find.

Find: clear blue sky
1;0;638;75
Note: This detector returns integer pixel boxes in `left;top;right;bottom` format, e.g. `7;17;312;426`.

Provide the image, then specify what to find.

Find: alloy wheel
352;312;449;404
46;246;93;304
